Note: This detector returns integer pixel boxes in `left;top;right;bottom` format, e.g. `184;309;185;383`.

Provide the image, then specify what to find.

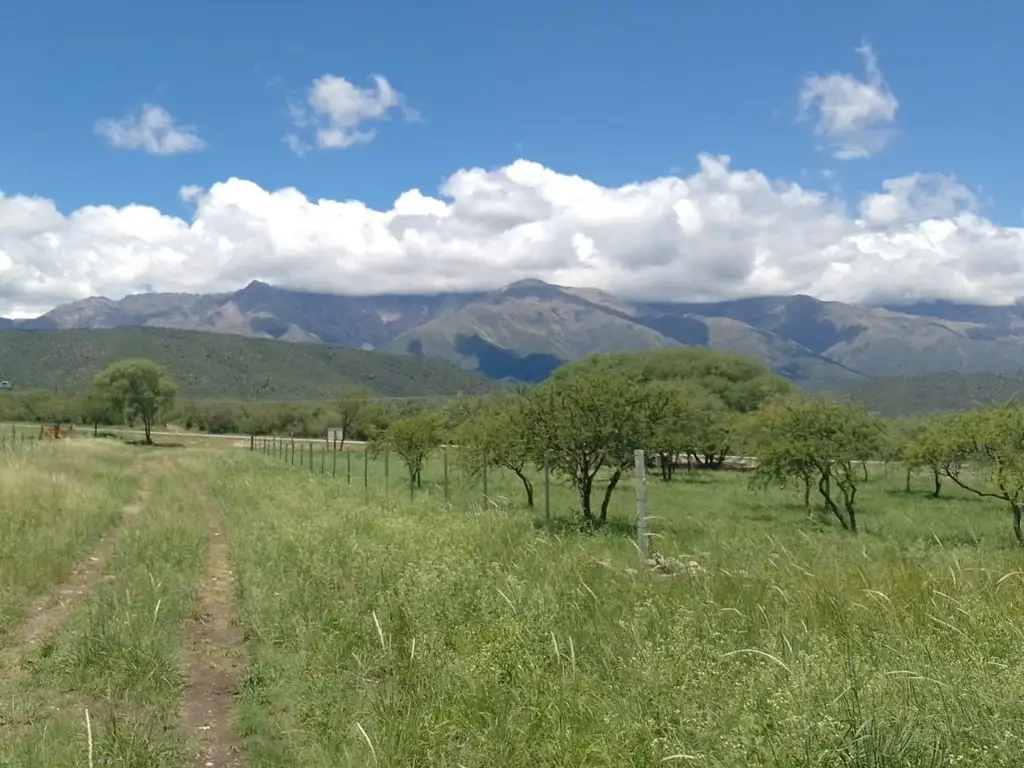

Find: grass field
1;438;1024;766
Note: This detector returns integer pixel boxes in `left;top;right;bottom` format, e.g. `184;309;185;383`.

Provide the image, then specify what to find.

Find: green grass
222;448;1024;766
0;448;211;767
0;441;137;634
4;439;1024;765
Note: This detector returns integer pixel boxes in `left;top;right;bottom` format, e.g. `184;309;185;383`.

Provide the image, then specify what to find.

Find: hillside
13;279;1024;389
843;371;1024;417
0;327;498;400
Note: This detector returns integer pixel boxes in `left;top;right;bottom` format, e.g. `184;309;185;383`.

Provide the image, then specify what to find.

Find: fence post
634;449;649;560
347;451;352;485
321;444;326;475
363;446;369;490
291;439;295;465
544;457;551;530
309;443;315;474
250;434;255;451
443;446;449;504
332;445;338;478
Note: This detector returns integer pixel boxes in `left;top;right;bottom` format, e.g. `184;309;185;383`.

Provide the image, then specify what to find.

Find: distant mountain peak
504;278;555;290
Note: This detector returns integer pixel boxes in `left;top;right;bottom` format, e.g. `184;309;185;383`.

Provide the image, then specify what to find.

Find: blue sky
2;0;1019;217
1;0;1023;315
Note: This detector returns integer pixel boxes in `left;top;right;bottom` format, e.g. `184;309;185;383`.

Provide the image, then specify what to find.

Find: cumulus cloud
798;42;899;160
284;74;416;155
95;104;206;156
0;154;1020;318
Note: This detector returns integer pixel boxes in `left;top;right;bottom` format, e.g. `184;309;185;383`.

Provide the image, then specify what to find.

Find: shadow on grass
881;488;977;504
122;439;186;449
530;513;637;538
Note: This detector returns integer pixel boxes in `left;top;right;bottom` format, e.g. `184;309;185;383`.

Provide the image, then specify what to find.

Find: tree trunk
598;469;623;525
93;421;98;437
842;485;858;533
802;475;811;507
905;466;912;492
143;416;153;444
818;473;848;530
861;461;868;481
512;467;534;507
1014;503;1023;546
658;453;673;481
578;475;594;522
930;468;941;499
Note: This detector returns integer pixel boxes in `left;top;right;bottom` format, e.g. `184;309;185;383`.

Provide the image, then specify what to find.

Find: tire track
181;524;247;767
0;478;150;676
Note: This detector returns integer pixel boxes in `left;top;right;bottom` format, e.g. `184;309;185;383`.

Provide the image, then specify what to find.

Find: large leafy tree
935;405;1024;545
379;411;444;491
524;369;662;526
458;392;536;507
94;358;178;444
555;348;794;468
752;397;884;532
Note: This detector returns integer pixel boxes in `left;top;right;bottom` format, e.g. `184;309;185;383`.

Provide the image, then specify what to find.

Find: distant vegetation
0;327;497;400
843;370;1024;417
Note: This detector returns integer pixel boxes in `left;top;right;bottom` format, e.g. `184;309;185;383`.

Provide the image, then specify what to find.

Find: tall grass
0;449;212;767
0;441;136;634
221;454;1024;766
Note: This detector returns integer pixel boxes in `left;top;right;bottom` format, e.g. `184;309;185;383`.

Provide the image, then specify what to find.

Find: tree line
9;351;1024;545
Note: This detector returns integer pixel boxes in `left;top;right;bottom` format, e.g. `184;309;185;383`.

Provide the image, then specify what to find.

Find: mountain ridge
8;280;1024;389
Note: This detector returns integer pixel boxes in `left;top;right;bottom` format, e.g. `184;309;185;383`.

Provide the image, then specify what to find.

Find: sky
1;0;1023;318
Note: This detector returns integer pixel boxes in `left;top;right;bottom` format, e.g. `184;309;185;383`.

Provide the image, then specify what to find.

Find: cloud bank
0;154;1018;318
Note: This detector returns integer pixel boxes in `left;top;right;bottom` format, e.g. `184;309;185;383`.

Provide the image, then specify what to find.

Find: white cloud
95;104;206;156
0;154;1022;318
798;42;899;160
285;74;415;154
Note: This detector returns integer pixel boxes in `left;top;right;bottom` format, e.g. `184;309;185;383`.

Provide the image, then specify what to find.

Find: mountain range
6;279;1024;390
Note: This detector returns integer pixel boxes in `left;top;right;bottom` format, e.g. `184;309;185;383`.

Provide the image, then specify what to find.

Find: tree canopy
94;358;178;444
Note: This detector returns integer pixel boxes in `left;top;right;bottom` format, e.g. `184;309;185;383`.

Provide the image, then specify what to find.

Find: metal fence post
634;449;649;560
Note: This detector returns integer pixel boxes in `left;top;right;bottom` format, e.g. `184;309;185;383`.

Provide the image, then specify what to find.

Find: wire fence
248;435;653;555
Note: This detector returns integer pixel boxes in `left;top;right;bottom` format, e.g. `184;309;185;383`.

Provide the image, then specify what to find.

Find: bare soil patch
180;525;246;767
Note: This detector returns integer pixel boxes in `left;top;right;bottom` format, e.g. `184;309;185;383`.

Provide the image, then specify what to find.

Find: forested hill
842;371;1024;417
0;327;498;400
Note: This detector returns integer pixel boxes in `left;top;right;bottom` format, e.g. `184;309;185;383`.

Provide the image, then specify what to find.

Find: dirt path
0;480;150;675
181;524;247;767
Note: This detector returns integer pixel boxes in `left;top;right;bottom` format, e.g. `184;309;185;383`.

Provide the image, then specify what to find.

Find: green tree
381;411;444;492
525;369;661;526
458;393;535;507
646;381;726;479
752;398;883;532
900;416;958;498
77;390;118;436
555;348;793;468
936;405;1024;545
333;387;374;449
94;358;178;444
